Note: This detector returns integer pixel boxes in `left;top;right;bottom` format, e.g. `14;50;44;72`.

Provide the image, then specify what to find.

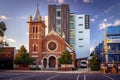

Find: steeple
34;4;41;21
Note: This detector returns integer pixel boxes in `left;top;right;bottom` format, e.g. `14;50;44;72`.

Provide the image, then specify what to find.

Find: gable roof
44;29;74;51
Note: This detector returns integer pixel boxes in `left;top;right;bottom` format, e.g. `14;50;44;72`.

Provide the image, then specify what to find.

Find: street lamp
86;60;88;72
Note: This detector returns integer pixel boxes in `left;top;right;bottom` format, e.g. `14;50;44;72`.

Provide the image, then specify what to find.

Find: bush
14;45;34;65
30;67;41;70
91;65;100;71
58;50;72;64
72;67;78;71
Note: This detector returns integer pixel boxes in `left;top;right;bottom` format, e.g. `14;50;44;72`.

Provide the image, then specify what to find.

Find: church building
27;6;76;69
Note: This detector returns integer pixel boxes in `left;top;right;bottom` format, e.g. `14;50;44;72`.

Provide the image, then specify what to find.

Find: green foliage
14;45;34;64
0;22;7;36
72;67;78;71
58;50;72;64
30;67;41;70
90;54;101;70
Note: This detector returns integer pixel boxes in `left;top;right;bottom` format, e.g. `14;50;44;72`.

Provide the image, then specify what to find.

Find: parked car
80;60;87;68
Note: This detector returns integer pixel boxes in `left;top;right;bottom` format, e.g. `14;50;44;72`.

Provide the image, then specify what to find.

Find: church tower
27;5;46;66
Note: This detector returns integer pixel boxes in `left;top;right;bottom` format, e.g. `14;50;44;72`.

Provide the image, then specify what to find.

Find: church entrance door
43;58;47;68
49;56;56;68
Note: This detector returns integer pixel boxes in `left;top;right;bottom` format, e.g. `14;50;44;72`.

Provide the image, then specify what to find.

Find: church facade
27;6;76;69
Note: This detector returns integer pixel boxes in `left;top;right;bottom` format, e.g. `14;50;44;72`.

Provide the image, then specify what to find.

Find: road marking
9;76;24;80
104;75;114;80
77;75;80;80
84;74;86;80
47;75;59;80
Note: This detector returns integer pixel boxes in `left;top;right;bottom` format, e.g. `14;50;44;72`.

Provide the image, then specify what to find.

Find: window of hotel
70;30;75;36
70;23;74;29
79;45;83;47
79;24;83;26
70;38;75;44
56;19;61;25
79;31;83;33
70;15;74;22
79;38;83;40
79;17;83;19
56;11;61;17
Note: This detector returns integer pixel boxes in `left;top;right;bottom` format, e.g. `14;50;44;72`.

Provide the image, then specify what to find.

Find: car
80;60;87;68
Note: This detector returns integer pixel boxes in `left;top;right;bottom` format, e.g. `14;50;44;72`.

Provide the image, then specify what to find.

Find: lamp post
86;60;88;72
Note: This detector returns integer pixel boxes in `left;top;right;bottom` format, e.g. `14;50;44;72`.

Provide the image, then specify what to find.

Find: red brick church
27;6;76;69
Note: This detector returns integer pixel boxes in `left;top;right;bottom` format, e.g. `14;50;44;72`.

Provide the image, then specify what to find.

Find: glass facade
69;14;75;49
70;23;75;29
94;25;120;63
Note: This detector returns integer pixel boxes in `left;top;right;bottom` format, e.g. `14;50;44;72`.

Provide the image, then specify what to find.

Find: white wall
75;15;90;58
44;16;48;35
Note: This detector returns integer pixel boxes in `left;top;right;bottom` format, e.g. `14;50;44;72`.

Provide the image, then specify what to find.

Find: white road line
77;75;80;80
47;75;59;80
84;74;86;80
104;75;114;80
9;75;24;80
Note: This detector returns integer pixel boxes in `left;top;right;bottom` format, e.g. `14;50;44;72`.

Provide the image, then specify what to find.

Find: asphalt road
0;72;120;80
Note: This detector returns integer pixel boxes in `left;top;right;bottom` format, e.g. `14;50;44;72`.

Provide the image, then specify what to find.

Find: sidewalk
0;68;101;74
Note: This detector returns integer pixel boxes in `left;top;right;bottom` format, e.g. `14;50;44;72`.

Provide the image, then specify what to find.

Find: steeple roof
34;4;41;21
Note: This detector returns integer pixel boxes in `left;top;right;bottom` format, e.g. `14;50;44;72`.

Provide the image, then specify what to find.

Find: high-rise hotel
48;4;70;43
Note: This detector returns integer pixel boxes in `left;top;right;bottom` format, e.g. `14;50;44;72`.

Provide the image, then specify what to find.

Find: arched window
36;26;38;33
33;26;35;33
33;44;36;52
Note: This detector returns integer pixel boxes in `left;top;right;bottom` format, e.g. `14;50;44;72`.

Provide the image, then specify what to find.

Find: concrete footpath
0;68;101;74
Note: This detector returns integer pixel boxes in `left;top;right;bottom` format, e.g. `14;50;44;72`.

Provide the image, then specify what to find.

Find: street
0;71;120;80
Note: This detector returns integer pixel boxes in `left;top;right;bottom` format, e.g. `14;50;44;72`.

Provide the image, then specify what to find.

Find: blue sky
0;0;120;53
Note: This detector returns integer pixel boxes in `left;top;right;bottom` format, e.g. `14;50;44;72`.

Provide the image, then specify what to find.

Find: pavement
0;68;101;74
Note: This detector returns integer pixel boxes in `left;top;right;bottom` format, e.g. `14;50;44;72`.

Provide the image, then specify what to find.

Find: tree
0;22;7;37
90;54;101;70
14;45;34;64
58;50;72;64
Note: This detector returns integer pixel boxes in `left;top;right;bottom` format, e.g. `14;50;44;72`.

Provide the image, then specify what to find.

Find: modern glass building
105;25;120;63
94;25;120;63
69;13;75;49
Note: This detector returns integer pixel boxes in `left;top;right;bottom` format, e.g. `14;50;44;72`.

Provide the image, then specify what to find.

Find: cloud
103;18;107;22
109;16;113;19
74;0;77;2
83;0;93;3
99;19;120;30
4;36;16;43
91;18;95;22
16;16;27;19
94;15;98;19
0;15;8;20
104;3;120;14
58;0;64;3
113;19;120;26
47;0;64;3
26;32;29;35
90;47;94;53
99;22;112;30
7;38;16;43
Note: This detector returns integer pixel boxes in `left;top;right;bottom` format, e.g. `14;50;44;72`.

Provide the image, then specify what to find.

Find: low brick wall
60;67;72;71
14;64;29;70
